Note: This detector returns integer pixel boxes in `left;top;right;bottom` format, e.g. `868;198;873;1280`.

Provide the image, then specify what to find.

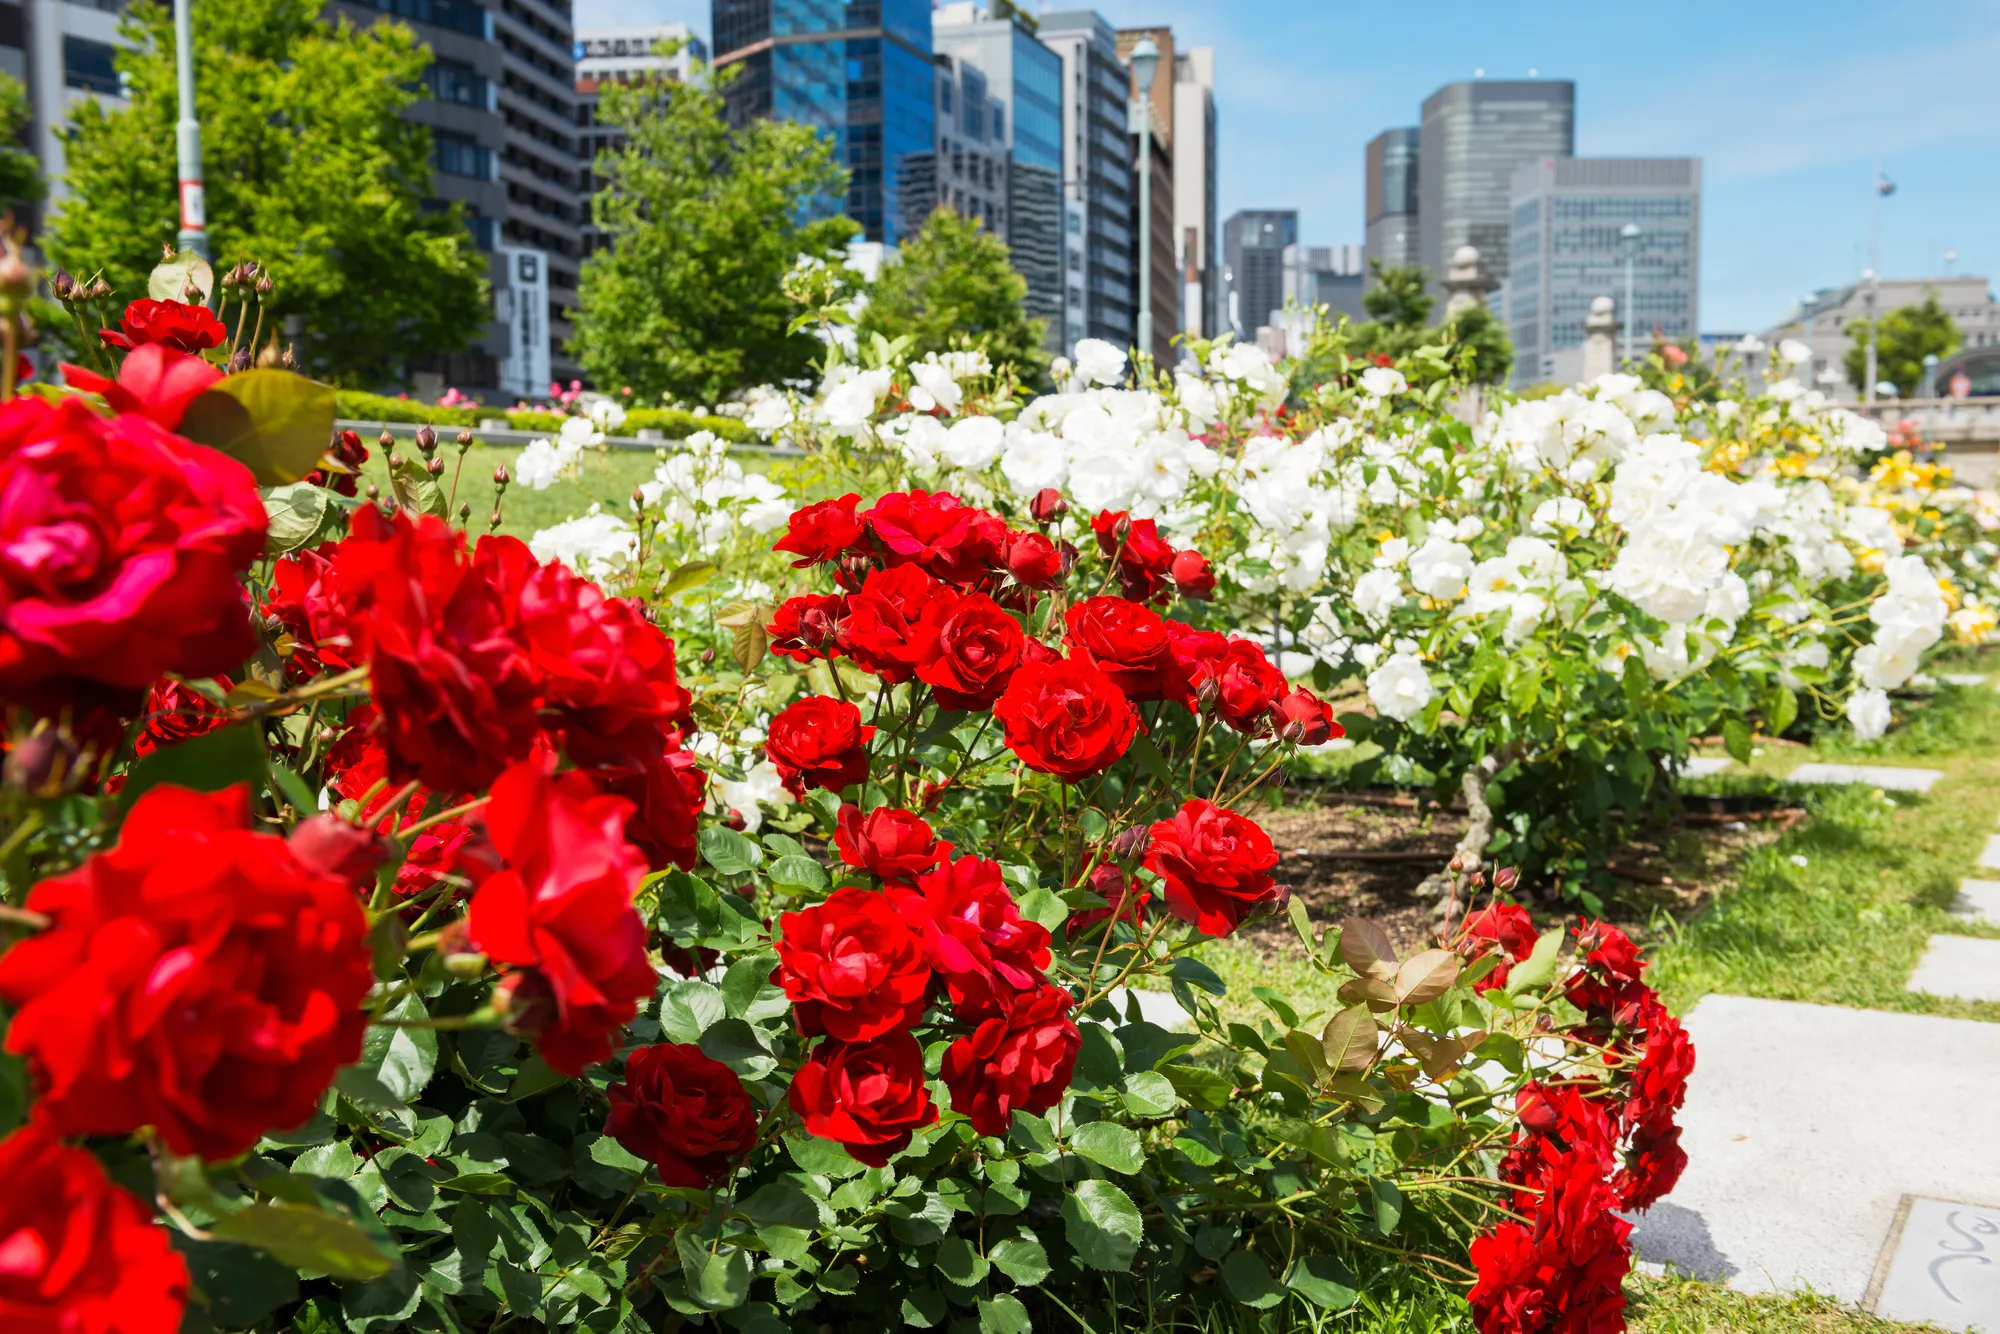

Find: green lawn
1627;1271;1939;1334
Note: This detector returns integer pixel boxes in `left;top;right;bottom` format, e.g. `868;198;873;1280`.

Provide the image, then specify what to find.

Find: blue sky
576;0;2000;331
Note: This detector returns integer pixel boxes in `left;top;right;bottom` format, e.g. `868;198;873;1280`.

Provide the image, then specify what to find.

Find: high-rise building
897;54;1010;240
1507;156;1700;388
1363;126;1419;277
1170;44;1217;341
575;22;706;257
713;0;935;246
1037;10;1134;353
19;0;130;213
1417;79;1573;303
1283;244;1366;324
932;2;1065;350
1116;26;1175;366
1222;209;1297;339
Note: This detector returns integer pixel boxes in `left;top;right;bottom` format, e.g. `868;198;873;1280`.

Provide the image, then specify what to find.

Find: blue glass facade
716;0;935;244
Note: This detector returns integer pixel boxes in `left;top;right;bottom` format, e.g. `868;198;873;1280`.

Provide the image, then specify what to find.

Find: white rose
1352;568;1406;624
1073;338;1128;387
1847;687;1891;742
1000;431;1068;496
1066;446;1143;513
941;415;1006;471
1359;366;1407;398
909;359;963;414
1367;652;1434;722
1408;536;1475;599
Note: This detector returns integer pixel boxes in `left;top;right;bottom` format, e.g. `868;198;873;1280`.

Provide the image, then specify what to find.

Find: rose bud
492;466;510;487
1170;549;1217;600
378;428;395;449
1494;867;1520;895
1517;1084;1561;1134
700;647;716;666
385;452;402;471
255;274;274;298
226;347;252;374
1273;687;1340;746
427;457;445;477
492;970;556;1036
1240;881;1291;928
434;921;488;978
365;484;381;500
456;429;475;450
1108;824;1152;863
1448;852;1467;875
1005;530;1065;590
286;814;391;886
3;726;83;798
1029;488;1068;524
414;424;437;455
724;809;747;832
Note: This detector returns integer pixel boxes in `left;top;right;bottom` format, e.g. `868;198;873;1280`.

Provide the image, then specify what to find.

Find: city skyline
577;0;2000;333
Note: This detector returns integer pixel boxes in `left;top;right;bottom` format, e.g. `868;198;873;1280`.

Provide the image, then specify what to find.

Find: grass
1626;1271;1940;1334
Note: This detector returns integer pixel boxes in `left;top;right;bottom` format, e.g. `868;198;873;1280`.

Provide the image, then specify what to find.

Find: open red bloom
993;656;1138;782
606;1043;758;1189
1615;1122;1688;1212
941;983;1080;1136
835;803;947;881
1163;619;1231;709
1616;999;1694;1138
773;886;932;1040
1459;903;1538;992
919;592;1025;710
1064;597;1179;701
840;563;955;684
0;784;373;1160
1145;798;1281;937
602;740;707;873
466;759;653;1075
264;543;358;681
863;489;1007;586
131;674;231;756
61;343;222;430
788;1030;937;1167
1208;639;1287;733
1564;921;1651;1015
304;428;369;497
768;593;849;663
1091;510;1176;600
1004;530;1066;590
773;494;864;567
906;854;1051;1019
1170;548;1217;600
99;297;226;353
1070;861;1151;934
766;695;874;797
0;1125;189;1334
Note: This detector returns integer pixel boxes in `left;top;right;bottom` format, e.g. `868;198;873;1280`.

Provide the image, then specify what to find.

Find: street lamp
1126;35;1160;363
1798;292;1819;388
1619;223;1642;367
173;0;208;260
1920;352;1940;400
1863;165;1895;406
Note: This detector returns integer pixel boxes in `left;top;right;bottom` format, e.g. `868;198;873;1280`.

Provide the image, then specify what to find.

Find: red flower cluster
1145;798;1283;936
0;785;374;1160
1090;510;1214;603
606;1043;759;1188
99;298;226;354
766;695;874;798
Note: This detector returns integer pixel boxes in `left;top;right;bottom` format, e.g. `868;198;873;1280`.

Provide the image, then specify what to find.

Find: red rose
304;428;370;497
264;544;358;681
0;396;265;698
1144;798;1281;937
0;1125;189;1333
768;593;849;663
286;813;394;889
321;706;503;898
1064;597;1179;701
1468;1198;1631;1334
1170;548;1216;600
603;741;707;872
331;509;543;792
0;784;373;1160
466;759;654;1075
1091;510;1175;600
773;494;864;567
993;656;1138;782
131;674;231;756
773;886;931;1040
61;343;222;430
765;695;874;797
606;1043;758;1189
919;592;1025;710
1028;488;1067;524
1460;903;1538;992
1163;619;1230;708
835;803;947;881
839;563;954;684
99;297;226;353
508;551;691;773
1564;921;1650;1015
1209;638;1286;734
940;983;1080;1136
788;1030;938;1167
1070;861;1151;934
1004;530;1066;590
862;489;1007;585
1615;1122;1687;1212
1272;686;1340;745
908;854;1051;1018
1616;1000;1693;1134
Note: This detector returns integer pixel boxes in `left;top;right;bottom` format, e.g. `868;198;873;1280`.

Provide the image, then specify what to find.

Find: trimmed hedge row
332;391;754;443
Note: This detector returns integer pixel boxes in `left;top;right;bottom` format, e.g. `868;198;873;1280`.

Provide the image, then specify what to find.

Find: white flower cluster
514;417;602;491
635;431;792;553
528;505;636;581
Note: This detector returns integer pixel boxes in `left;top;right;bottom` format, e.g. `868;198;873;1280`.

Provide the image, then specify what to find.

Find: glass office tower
1363;126;1420;274
715;0;936;245
1416;80;1573;298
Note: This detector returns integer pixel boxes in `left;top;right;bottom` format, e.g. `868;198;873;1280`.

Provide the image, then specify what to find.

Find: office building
933;2;1066;350
714;0;935;246
1222;209;1297;339
897;54;1010;239
1363;126;1419;276
18;0;128;212
1417;79;1573;302
1283;243;1366;324
1038;10;1134;352
1116;26;1175;365
1761;275;2000;401
1170;44;1217;340
1507;156;1699;388
576;22;706;257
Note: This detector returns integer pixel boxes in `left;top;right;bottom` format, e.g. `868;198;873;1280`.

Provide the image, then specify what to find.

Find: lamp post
1863;165;1895;406
1126;35;1160;363
1798;292;1818;388
1920;352;1939;401
1618;222;1641;367
173;0;207;260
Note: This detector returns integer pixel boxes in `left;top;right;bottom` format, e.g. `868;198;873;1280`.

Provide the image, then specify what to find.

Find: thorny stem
0;902;51;931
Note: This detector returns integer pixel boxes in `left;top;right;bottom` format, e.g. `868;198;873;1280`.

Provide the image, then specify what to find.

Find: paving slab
1678;756;1736;778
1870;1196;2000;1330
1941;673;1991;687
1954;880;2000;926
1907;935;2000;1002
1980;837;2000;872
1630;995;2000;1301
1784;763;1944;793
1105;986;1191;1029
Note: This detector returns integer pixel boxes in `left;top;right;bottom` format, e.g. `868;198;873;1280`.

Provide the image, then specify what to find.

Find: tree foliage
0;71;44;214
1343;262;1513;384
45;0;489;387
1845;291;1961;397
572;65;856;404
855;207;1048;380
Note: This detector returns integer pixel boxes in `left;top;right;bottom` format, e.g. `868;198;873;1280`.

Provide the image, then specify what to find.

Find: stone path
1954;879;2000;926
1784;762;1945;792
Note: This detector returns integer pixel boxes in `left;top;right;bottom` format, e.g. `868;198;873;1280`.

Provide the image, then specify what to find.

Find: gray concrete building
1222;208;1296;339
1762;275;2000;401
1284;243;1366;324
1115;25;1175;365
1507;155;1701;388
575;22;705;259
1363;126;1418;278
1038;9;1134;353
897;53;1010;241
1171;43;1216;341
1417;79;1573;303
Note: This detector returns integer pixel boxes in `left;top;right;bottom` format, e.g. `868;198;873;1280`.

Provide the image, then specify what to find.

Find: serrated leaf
1285;1254;1359;1309
354;992;437;1103
676;1233;750;1310
720;951;780;1019
1221;1250;1283;1308
1070;1121;1143;1174
989;1234;1050;1286
979;1294;1033;1334
739;1181;819;1229
263;482;333;556
178;369;338;486
731;619;769;672
149;250;214;303
1722;718;1753;765
1120;1070;1177;1117
208;1202;398;1280
1122;730;1178;792
1505;926;1568;997
1320;1006;1377;1073
1283;1027;1331;1084
1015;886;1068;931
1769;686;1800;736
935;1237;989;1286
698;825;762;877
118;723;268;813
1394;948;1461;1005
587;1133;650;1176
1160;1062;1232;1110
766;854;827;893
1062;1179;1141;1271
1287;896;1316;953
1338;915;1398;980
657;560;718;600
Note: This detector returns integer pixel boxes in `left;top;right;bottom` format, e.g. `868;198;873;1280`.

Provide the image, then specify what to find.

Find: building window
424;59;490;107
352;0;488;39
63;37;121;96
435;133;495;180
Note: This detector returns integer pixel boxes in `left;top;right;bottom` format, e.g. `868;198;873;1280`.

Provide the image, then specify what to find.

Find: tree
0;72;44;214
1342;261;1513;384
855;207;1048;379
1845;291;1960;397
572;65;856;404
45;0;488;387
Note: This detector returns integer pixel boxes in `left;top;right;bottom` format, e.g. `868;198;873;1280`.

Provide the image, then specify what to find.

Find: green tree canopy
0;72;45;215
1845;291;1961;397
855;207;1048;380
572;65;856;404
1343;261;1513;384
46;0;488;387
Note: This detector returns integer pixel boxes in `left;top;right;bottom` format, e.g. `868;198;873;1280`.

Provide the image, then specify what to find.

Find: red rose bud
1029;488;1068;524
836;550;876;591
1170;549;1217;600
1516;1083;1560;1135
1494;867;1520;895
3;725;86;798
1273;687;1340;746
492;970;557;1036
378;428;395;449
433;921;488;978
286;814;391;887
1005;531;1065;590
835;803;947;880
426;456;445;477
1108;824;1152;862
414;424;438;455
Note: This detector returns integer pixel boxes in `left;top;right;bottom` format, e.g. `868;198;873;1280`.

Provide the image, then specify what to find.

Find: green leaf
657;560;718;600
149;250;214;303
1123;730;1179;792
699;825;763;877
1769;686;1800;736
1070;1121;1143;1174
1285;1254;1359;1309
989;1234;1050;1286
1505;926;1568;997
1015;886;1068;931
1722;718;1753;765
935;1237;989;1286
1220;1250;1283;1308
1120;1070;1178;1118
786;1133;866;1178
767;854;827;893
586;1133;650;1176
174;1236;299;1329
355;992;438;1103
1062;1179;1142;1271
1320;1006;1377;1073
676;1233;751;1311
178;369;339;486
979;1294;1033;1334
738;1181;818;1229
699;1017;777;1078
1169;955;1226;996
119;723;268;812
262;483;333;556
1370;1177;1404;1234
208;1201;399;1280
1160;1062;1233;1110
721;952;780;1018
